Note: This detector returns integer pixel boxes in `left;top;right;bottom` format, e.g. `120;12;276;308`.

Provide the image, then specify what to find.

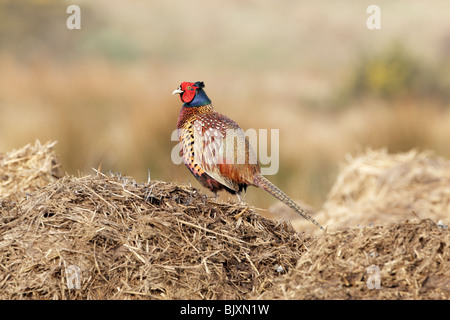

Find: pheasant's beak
172;87;183;95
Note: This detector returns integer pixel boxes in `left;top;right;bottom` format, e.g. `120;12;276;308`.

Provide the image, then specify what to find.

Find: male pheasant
173;81;324;231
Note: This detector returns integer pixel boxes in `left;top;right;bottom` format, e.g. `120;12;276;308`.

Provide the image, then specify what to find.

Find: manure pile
287;148;450;233
0;141;306;299
0;141;449;299
260;219;449;299
0;140;61;200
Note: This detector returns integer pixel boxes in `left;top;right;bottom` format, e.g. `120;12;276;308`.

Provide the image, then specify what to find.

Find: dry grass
0;143;307;299
1;142;449;300
259;219;449;299
322;149;450;225
0;140;61;200
279;148;450;234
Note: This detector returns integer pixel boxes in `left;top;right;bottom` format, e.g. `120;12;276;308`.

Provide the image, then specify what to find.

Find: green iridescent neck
183;89;211;108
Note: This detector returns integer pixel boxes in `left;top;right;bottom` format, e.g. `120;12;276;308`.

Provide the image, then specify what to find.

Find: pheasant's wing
192;116;237;191
178;120;230;192
192;113;259;192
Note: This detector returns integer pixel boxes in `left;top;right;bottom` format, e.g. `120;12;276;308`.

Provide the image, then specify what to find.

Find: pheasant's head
172;81;211;107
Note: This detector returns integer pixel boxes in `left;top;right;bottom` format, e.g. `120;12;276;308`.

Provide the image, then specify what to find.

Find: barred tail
253;174;325;231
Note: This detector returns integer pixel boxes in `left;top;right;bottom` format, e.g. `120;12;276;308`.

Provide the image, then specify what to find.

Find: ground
0;141;448;299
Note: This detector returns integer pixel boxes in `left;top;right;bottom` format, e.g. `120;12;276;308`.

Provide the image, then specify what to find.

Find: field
0;1;449;300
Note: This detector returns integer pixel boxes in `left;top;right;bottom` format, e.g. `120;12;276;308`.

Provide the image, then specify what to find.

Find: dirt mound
289;149;450;233
260;219;449;299
0;140;61;200
0;171;306;299
1;142;449;300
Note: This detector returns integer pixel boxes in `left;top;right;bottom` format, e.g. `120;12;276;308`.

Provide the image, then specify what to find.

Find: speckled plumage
173;81;324;231
177;103;259;194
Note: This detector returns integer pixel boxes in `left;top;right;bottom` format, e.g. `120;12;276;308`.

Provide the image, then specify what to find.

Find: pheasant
173;81;324;231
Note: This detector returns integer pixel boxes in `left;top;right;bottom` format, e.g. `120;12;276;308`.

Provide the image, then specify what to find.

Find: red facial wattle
180;82;198;103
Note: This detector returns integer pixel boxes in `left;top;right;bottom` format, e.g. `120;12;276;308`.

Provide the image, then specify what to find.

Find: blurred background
1;0;450;212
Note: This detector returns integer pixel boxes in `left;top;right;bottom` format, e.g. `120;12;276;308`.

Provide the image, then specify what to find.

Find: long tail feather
253;174;324;231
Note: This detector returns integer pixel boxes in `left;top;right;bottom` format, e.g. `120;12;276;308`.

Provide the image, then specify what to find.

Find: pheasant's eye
187;86;192;90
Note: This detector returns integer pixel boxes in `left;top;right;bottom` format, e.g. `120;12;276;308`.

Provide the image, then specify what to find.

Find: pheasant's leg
236;193;244;204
